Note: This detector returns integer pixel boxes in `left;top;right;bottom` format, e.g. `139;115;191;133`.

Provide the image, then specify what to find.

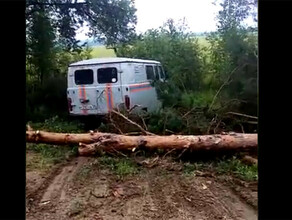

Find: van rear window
74;69;93;85
98;67;118;84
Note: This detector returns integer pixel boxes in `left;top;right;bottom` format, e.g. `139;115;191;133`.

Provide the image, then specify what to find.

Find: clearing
88;36;209;59
26;146;257;220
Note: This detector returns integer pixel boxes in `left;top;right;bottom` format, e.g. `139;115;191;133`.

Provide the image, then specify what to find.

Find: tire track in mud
26;157;258;220
146;171;257;220
200;178;257;220
148;174;213;220
220;176;258;210
26;157;89;219
26;162;66;212
40;156;89;204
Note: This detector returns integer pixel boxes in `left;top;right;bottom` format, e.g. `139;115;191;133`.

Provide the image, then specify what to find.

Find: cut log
26;130;257;156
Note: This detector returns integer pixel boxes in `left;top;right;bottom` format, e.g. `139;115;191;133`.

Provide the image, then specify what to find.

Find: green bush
147;108;185;134
26;143;78;165
26;47;92;121
98;156;139;178
28;115;85;133
216;157;258;181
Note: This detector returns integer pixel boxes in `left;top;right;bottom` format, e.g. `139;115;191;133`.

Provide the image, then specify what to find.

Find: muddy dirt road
26;155;257;220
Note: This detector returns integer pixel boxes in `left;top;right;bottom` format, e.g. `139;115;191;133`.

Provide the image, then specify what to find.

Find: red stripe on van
82;86;88;114
109;85;114;110
79;86;88;115
129;82;152;93
129;82;150;88
130;87;152;93
105;84;110;112
79;86;82;98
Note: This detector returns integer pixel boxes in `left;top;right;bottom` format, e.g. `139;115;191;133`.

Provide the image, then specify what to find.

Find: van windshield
158;66;165;79
98;67;118;84
75;69;94;85
154;66;159;80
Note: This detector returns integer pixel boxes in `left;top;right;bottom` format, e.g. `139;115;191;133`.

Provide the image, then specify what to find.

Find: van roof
69;57;161;67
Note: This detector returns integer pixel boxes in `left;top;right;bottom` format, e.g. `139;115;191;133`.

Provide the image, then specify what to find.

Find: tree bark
26;130;257;156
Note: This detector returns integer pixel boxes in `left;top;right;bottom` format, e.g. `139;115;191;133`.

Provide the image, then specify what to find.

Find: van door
67;67;99;115
96;64;123;114
128;64;160;113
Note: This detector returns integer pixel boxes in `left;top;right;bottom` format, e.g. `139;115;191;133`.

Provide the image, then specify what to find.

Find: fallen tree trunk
26;130;257;156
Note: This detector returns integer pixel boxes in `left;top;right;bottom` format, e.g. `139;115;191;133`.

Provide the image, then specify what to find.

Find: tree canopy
26;0;137;51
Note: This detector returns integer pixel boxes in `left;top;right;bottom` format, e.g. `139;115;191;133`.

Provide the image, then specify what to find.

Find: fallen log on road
26;130;257;156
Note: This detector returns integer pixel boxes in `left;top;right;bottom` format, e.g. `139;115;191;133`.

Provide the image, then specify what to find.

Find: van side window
75;69;93;85
146;65;155;80
134;65;146;83
154;66;160;80
158;66;165;79
98;67;118;84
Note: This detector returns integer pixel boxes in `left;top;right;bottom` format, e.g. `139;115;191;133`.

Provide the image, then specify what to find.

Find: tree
26;6;56;85
26;0;137;51
216;0;257;34
207;0;258;116
117;19;203;94
85;0;137;52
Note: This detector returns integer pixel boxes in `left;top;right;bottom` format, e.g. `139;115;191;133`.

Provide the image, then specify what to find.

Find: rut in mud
26;156;258;220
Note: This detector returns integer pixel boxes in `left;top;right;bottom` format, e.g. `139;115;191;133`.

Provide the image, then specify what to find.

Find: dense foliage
116;0;258;134
26;0;258;134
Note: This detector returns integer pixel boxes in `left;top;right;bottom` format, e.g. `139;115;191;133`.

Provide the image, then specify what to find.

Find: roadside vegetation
26;143;78;172
26;0;257;178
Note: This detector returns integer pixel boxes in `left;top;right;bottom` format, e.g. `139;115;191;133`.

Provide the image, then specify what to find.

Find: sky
135;0;220;34
76;0;256;41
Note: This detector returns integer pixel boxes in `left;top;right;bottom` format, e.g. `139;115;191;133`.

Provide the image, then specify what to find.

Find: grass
26;143;78;171
181;156;257;181
90;46;116;58
98;156;139;178
68;199;83;217
26;116;83;172
89;38;209;59
197;36;210;49
215;157;258;181
28;115;85;133
76;164;92;180
183;162;204;176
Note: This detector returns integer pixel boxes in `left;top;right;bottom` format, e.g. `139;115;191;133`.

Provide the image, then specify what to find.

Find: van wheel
82;116;102;131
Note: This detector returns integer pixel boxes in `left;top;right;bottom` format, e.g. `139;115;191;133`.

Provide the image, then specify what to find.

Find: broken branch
226;112;258;120
111;109;155;136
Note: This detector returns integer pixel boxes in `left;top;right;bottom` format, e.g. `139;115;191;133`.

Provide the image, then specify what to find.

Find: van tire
81;116;103;131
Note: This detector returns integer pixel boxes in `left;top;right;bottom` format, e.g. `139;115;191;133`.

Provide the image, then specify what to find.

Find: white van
67;57;166;116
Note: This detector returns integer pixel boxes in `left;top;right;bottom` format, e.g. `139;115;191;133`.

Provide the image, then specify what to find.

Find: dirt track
26;155;257;220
